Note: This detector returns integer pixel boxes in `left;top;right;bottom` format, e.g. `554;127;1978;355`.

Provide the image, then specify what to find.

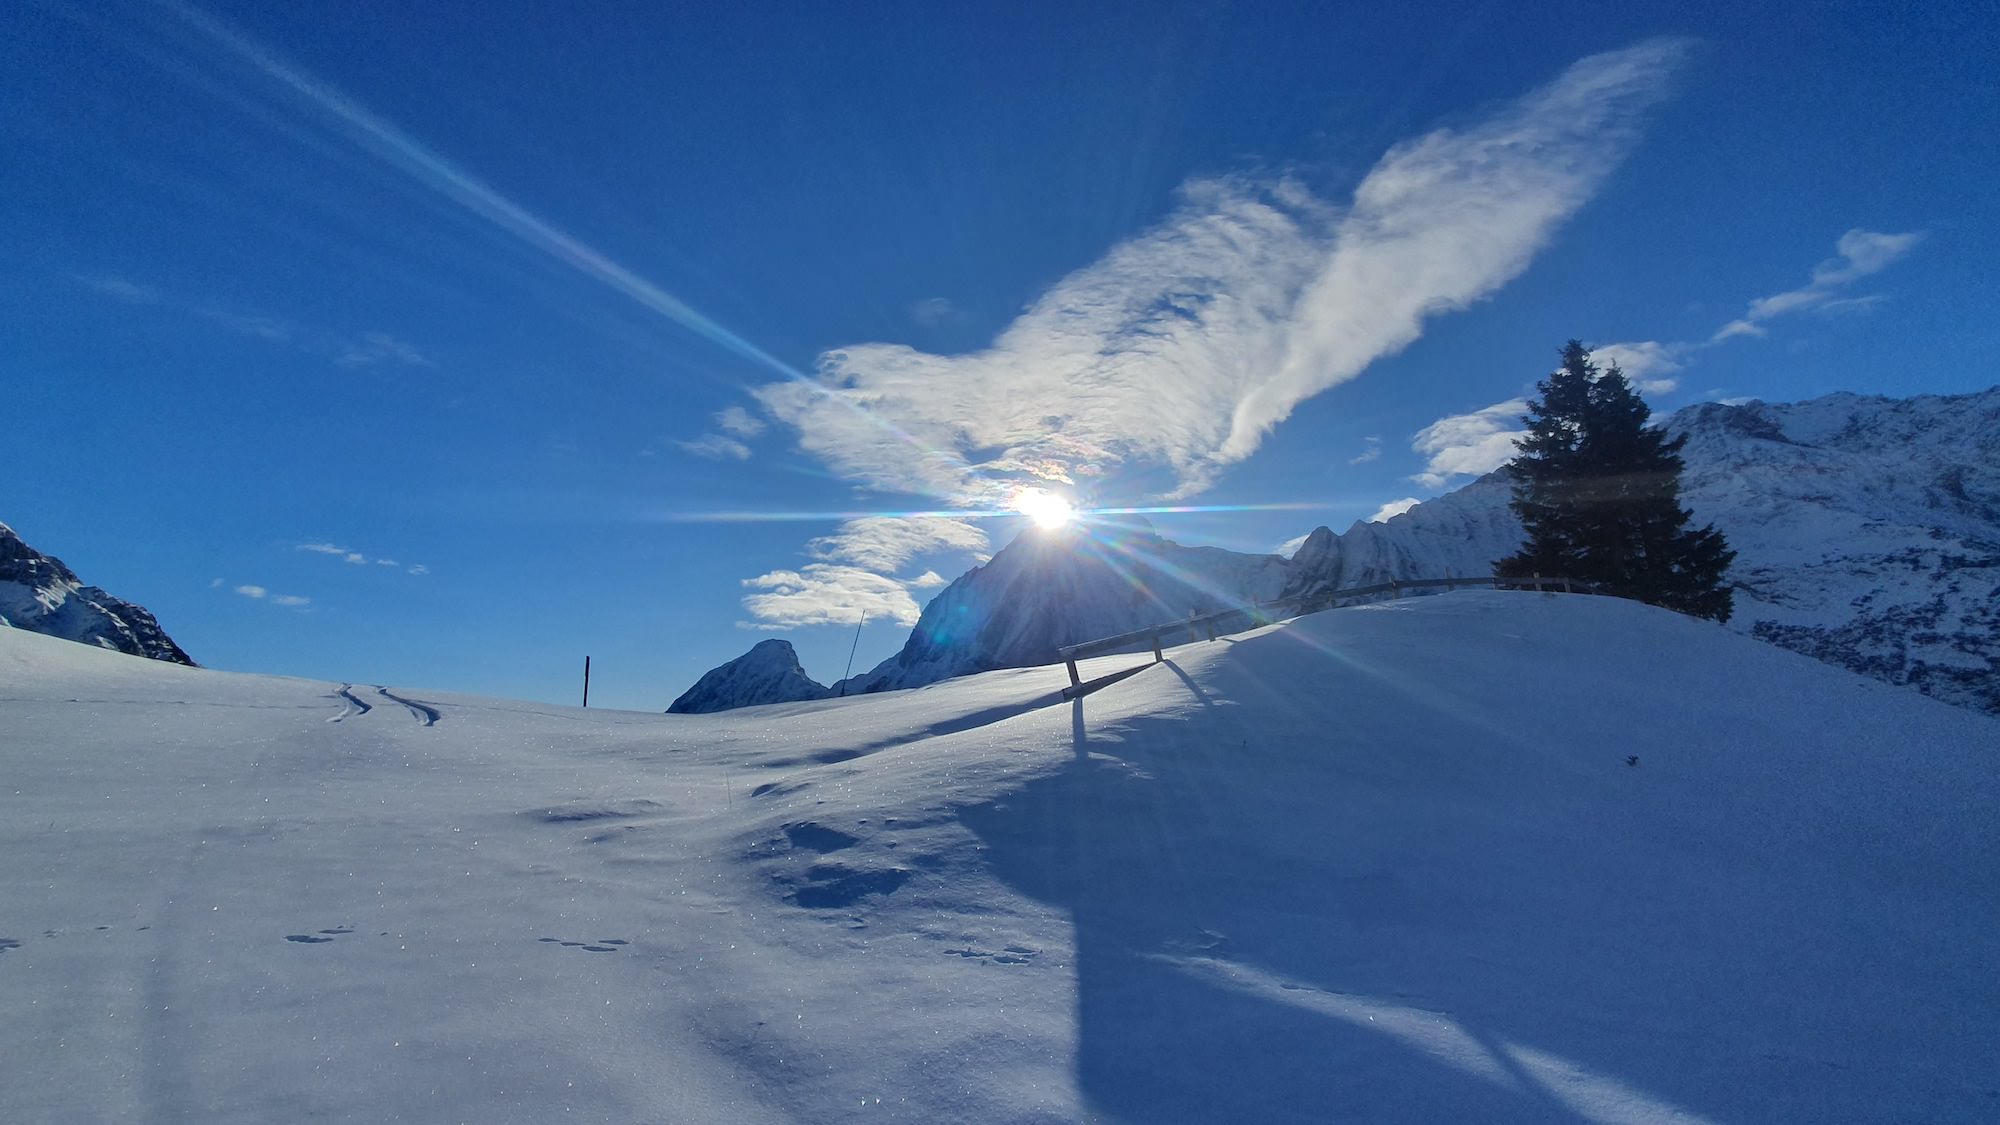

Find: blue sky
5;0;1995;708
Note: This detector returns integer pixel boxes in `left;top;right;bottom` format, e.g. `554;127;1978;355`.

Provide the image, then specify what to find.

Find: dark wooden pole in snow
582;656;591;708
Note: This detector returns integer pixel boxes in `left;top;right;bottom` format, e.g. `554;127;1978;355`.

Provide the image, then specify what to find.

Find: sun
1012;487;1076;530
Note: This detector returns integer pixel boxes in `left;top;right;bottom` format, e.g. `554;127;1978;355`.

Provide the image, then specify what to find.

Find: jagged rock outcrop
667;638;832;714
0;521;193;665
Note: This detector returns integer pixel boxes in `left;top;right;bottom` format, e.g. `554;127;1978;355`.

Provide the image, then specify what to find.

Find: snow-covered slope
667;637;834;713
1283;386;2000;713
837;517;1291;695
4;593;1994;1123
0;520;193;664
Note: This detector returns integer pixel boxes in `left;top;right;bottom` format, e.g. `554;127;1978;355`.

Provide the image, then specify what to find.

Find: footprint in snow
284;925;356;944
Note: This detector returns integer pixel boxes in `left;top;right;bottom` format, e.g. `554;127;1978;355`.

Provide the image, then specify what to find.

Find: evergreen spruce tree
1496;340;1736;621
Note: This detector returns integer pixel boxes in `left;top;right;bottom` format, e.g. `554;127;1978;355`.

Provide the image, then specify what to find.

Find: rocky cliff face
667;638;832;714
1281;387;2000;714
0;521;193;665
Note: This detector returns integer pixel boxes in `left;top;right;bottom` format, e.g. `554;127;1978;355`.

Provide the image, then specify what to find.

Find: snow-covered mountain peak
667;636;833;714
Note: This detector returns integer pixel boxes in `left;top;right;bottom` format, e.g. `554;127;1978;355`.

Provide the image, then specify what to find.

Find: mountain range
683;384;1999;715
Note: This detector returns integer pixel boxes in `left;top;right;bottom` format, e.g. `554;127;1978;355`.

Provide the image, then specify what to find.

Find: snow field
2;590;1995;1122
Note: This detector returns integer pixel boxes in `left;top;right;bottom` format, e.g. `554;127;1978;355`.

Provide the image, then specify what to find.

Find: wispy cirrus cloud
297;541;427;575
675;434;752;461
755;39;1692;510
1710;229;1921;342
1348;436;1383;465
75;274;430;368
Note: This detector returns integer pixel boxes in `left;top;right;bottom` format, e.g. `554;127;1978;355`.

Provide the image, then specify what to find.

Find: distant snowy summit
677;385;1998;716
666;637;831;714
0;521;193;665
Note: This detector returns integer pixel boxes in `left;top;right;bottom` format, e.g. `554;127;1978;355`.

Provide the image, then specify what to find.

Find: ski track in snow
328;684;372;722
374;686;441;726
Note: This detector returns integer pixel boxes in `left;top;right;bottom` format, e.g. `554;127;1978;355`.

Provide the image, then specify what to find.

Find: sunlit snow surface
3;592;1996;1122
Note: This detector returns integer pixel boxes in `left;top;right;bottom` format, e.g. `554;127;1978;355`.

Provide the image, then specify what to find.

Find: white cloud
714;406;766;439
754;39;1691;508
740;565;925;629
806;517;990;573
232;583;310;607
737;517;988;628
1410;399;1527;489
407;564;430;576
234;584;267;599
1348;436;1383;465
271;594;312;607
298;541;422;572
675;434;752;461
1275;534;1310;559
1369;497;1422;523
1710;228;1921;342
1589;340;1682;394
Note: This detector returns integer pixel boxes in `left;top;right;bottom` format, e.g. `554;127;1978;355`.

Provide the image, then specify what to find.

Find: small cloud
271;594;312;607
909;297;955;325
234;584;267;599
75;275;160;304
1276;534;1310;559
1590;340;1682;395
1409;399;1527;489
714;406;766;439
407;564;429;576
740;564;924;629
333;332;431;368
232;582;309;606
675;434;752;461
905;570;948;589
1368;497;1422;523
1348;437;1383;465
1708;228;1921;344
298;541;422;573
197;305;295;342
209;577;223;588
806;517;990;573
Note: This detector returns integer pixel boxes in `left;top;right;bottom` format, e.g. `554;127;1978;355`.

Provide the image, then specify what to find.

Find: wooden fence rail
1057;574;1591;699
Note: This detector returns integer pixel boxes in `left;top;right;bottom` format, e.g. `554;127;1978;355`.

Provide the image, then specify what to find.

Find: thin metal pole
582;656;591;708
838;613;865;696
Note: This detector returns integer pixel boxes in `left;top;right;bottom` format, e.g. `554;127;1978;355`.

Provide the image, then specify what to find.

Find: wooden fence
1056;574;1591;699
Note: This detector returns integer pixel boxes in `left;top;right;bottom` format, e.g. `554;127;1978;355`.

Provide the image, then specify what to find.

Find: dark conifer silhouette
1497;340;1735;621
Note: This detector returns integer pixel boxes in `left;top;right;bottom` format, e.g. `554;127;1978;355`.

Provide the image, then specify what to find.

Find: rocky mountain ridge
0;521;194;665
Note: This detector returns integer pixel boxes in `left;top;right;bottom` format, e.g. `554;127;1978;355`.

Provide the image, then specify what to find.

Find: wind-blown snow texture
668;638;833;713
3;593;1994;1122
1284;386;2000;714
0;519;193;664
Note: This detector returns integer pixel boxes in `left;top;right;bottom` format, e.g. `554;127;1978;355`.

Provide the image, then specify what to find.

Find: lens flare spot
1013;488;1075;530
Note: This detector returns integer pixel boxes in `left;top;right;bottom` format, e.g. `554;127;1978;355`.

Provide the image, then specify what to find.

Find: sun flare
1013;487;1076;530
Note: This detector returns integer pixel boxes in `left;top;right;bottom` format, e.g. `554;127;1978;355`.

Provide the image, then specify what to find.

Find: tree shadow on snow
961;634;2000;1123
